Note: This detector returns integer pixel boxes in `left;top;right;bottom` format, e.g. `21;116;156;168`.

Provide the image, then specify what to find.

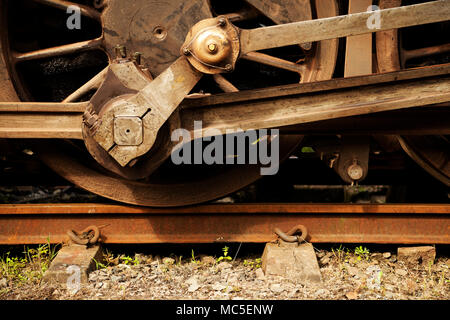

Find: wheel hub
377;0;450;186
102;0;213;77
1;0;340;206
182;16;240;74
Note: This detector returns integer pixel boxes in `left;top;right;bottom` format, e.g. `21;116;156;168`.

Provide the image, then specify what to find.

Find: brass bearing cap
182;16;240;74
190;28;232;65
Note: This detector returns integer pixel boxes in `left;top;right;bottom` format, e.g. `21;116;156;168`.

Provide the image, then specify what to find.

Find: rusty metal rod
0;203;448;245
403;43;450;62
274;228;300;243
274;225;309;243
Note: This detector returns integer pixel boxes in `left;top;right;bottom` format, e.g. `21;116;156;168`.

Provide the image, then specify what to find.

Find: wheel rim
1;0;339;205
377;0;450;186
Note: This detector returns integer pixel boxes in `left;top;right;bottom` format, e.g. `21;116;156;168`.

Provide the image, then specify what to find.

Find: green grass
243;258;262;270
0;241;59;284
92;249;140;270
216;246;232;263
354;246;370;261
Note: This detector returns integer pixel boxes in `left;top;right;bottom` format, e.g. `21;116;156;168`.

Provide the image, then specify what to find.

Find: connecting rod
0;1;448;168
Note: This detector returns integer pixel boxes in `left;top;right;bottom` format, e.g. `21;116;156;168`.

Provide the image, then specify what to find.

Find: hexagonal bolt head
207;43;218;53
182;47;190;55
218;18;227;27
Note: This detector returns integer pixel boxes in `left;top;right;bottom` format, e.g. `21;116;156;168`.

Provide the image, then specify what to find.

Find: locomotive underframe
0;0;449;206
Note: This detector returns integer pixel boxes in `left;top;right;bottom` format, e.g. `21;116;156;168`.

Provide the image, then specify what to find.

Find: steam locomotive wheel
377;0;450;186
0;0;338;206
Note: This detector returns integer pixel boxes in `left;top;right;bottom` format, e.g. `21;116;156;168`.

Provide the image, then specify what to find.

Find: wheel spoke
63;66;108;102
12;38;103;63
402;43;450;64
344;0;373;77
241;52;305;75
213;74;239;93
31;0;101;21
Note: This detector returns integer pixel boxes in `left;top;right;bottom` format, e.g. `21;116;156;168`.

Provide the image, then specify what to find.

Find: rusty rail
0;203;448;244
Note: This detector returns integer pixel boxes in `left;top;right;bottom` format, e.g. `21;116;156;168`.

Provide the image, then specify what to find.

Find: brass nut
207;43;218;53
190;29;231;65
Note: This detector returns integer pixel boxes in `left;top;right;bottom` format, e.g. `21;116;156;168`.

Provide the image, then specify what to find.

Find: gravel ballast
1;247;448;300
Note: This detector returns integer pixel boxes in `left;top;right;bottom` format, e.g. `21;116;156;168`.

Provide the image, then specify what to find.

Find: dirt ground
0;244;448;300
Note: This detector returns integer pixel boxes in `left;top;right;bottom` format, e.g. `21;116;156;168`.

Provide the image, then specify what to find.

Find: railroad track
0;203;449;245
1;0;449;208
0;1;449;249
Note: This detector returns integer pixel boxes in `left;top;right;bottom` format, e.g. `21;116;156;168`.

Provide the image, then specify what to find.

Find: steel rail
0;203;448;245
